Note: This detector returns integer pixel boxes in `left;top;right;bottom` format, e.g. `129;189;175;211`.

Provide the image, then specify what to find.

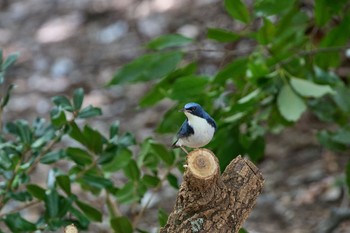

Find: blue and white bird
172;102;217;154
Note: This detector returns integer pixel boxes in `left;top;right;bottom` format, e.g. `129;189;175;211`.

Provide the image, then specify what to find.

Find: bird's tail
171;140;178;148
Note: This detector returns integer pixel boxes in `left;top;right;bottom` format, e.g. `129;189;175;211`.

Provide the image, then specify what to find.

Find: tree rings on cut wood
187;148;219;180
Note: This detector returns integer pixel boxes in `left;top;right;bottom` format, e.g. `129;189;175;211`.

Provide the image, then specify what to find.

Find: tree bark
160;149;264;233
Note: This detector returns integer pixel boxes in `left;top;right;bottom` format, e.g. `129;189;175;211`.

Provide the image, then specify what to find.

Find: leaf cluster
109;0;350;170
0;50;179;232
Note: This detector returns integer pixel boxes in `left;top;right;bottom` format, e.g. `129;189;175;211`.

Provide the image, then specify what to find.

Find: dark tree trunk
160;149;264;233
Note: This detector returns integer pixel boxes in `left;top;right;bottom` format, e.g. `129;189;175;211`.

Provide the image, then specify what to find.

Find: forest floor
1;0;349;232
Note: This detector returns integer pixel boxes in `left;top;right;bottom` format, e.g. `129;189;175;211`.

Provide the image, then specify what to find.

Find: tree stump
160;148;264;233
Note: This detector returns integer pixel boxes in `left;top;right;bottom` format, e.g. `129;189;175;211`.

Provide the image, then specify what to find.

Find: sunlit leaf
290;78;334;98
277;84;306;122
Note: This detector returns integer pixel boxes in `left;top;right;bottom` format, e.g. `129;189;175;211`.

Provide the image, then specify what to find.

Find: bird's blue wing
172;119;194;148
177;119;194;137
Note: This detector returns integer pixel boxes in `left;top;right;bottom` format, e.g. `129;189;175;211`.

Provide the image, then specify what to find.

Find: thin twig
106;191;122;217
0;200;41;218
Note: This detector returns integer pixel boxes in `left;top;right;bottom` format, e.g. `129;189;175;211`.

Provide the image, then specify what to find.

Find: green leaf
0;84;15;108
73;88;84;110
80;174;113;190
52;95;73;112
317;130;347;151
167;173;179;189
151;142;174;166
45;188;59;218
256;17;275;44
6;120;33;145
2;53;19;71
333;86;350;113
56;175;71;195
10;191;32;202
3;213;36;232
77;105;102;119
109;51;182;85
76;200;102;222
50;107;67;127
115;181;139;204
68;122;86;146
346;161;350;195
123;159;140;181
82;125;104;153
214;57;248;84
102;148;132;172
26;184;46;200
169;75;209;101
332;128;350;145
141;175;160;188
0;150;12;169
207;28;239;42
313;66;340;85
254;0;296;16
290;78;334;98
158;208;169;227
239;228;249;233
139;63;197;107
246;136;265;163
117;132;136;147
237;89;260;104
110;216;133;233
146;34;193;50
308;98;336;122
314;0;331;26
224;0;250;23
69;206;90;229
277;84;306;122
40;150;65;164
109;120;120;138
66;147;93;166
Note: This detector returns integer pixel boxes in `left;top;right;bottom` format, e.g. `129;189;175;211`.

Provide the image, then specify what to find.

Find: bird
172;102;217;154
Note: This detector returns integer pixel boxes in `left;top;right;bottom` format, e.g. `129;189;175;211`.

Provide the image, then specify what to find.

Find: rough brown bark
160;149;264;233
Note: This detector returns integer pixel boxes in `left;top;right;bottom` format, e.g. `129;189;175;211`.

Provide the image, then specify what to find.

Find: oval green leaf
290;78;334;98
277;84;306;122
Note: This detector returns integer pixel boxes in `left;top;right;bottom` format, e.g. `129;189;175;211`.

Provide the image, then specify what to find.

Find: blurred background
1;0;350;232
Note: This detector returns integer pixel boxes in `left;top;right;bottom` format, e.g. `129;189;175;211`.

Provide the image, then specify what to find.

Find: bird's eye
191;107;196;111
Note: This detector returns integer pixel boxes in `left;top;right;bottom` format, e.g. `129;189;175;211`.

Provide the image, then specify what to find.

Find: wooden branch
160;149;264;233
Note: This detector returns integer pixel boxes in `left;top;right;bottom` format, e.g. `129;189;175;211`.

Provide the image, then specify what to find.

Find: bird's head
180;102;204;118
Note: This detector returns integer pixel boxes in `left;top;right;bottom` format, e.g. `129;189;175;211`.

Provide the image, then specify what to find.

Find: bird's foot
180;146;189;154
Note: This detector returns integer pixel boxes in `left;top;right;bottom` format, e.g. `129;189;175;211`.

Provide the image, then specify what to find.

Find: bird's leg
180;146;189;154
180;146;189;168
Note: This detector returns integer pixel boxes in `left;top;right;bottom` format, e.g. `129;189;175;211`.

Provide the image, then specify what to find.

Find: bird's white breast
178;114;215;148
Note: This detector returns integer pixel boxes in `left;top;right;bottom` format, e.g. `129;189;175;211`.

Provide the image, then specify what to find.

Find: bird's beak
179;108;188;112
